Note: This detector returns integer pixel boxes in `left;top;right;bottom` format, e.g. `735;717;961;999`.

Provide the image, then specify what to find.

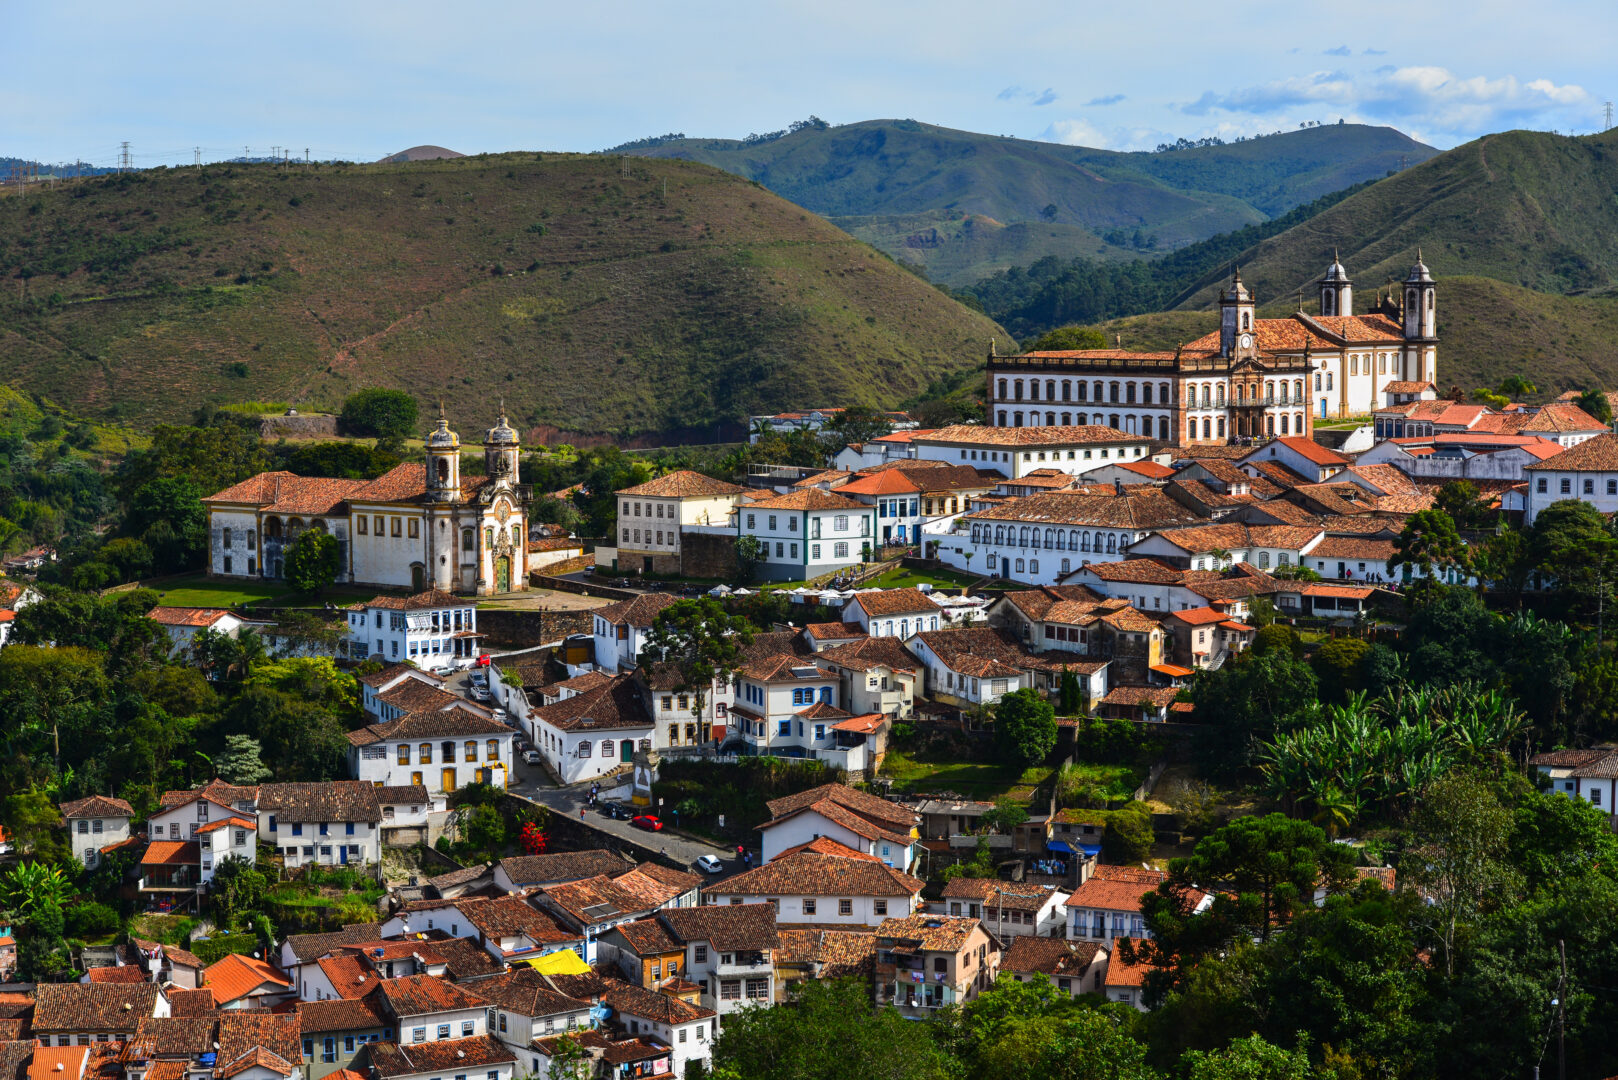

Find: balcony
717;951;770;973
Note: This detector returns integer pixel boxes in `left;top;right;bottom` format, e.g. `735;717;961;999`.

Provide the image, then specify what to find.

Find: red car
630;815;663;832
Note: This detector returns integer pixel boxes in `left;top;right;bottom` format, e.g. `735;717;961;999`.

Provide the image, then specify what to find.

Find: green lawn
145;573;393;610
881;751;1054;799
864;567;981;591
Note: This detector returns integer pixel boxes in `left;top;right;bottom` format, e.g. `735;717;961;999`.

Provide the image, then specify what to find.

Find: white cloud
1181;65;1591;145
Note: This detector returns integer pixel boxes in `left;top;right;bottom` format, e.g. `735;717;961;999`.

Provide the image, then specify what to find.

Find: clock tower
1219;267;1255;357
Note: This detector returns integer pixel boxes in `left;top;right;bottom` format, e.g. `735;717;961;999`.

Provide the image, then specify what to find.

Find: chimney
1113;479;1123;496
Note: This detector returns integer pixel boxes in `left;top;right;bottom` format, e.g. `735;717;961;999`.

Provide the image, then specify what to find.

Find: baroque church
984;254;1439;445
202;409;532;595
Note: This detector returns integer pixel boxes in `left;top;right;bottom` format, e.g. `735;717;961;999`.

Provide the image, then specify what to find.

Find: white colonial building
345;590;483;670
202;409;532;596
347;706;514;796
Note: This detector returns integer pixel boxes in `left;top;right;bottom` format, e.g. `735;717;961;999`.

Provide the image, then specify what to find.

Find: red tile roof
617;471;747;498
204;953;290;1006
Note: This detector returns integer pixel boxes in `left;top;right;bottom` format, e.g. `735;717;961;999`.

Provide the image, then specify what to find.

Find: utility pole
118;141;131;172
1557;939;1567;1080
1606;101;1614;131
194;147;201;167
305;148;310;165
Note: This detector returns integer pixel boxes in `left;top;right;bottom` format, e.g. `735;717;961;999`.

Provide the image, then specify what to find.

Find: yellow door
411;771;423;787
442;768;457;793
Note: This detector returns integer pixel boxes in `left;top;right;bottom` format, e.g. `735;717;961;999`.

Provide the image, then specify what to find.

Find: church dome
426;405;459;450
1322;250;1350;282
1405;248;1433;283
486;405;519;446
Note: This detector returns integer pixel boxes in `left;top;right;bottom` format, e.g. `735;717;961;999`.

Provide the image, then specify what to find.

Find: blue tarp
1047;840;1074;854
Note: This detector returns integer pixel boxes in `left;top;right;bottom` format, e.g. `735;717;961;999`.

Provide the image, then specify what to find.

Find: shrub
339;388;420;439
1102;801;1155;864
64;902;119;939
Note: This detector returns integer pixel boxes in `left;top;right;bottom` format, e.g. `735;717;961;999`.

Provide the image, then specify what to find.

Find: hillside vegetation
628;120;1435;283
1171;128;1618;309
0;154;1004;440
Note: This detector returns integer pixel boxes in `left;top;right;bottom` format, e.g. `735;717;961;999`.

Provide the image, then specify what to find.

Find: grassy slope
831;210;1135;286
631;121;1435;283
1173;129;1618;310
1088;276;1618;397
0;155;1005;439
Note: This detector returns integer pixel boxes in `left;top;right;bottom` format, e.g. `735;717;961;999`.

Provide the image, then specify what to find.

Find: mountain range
625;120;1438;285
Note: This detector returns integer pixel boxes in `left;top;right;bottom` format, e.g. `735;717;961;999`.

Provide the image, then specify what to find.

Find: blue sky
6;0;1607;167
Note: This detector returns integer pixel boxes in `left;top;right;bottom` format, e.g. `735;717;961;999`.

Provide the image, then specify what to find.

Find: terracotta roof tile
60;796;135;819
530;675;654;734
1001;936;1104;977
1525;433;1618;472
847;588;937;618
374;974;487;1017
593;593;679;627
257;781;381;824
875;913;981;952
617;471;747;498
600;981;715;1025
465;969;593;1017
33;984;160;1033
922;425;1145;447
366;1034;515;1078
496;850;630;887
659;904;780;952
718;847;922;899
297;996;388;1034
1065;867;1165;912
743;488;869;513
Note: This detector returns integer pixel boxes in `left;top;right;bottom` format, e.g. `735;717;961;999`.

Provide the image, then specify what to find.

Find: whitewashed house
527;674;655;785
756;784;918;869
592;593;678;674
344;591;482;670
256;781;383;868
60;795;135;870
707;838;924;927
346;707;513;796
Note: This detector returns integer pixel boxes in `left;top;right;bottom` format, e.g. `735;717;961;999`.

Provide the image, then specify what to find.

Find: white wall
68;817;130;869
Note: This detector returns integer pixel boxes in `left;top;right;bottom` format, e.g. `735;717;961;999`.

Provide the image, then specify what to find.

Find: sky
5;0;1609;168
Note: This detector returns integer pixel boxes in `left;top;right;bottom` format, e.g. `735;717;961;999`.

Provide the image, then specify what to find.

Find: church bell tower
1319;251;1352;317
1219;268;1255;357
425;404;461;504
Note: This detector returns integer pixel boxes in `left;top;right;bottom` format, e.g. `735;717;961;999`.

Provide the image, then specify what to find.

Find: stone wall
257;414;339;439
679;531;739;580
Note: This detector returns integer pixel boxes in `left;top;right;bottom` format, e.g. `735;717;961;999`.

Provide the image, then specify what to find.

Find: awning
1046;840;1074;854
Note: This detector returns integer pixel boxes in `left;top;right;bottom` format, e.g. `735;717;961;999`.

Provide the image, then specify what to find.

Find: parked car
521;749;542;766
469;686;493;703
630;814;663;832
695;854;724;875
600;801;633;821
469;671;489;687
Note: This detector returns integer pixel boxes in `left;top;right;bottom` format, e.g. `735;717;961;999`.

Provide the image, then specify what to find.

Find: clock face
1239;333;1253;350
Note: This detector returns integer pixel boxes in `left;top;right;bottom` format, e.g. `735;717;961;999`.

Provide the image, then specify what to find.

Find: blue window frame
291;823;303;837
345;822;355;835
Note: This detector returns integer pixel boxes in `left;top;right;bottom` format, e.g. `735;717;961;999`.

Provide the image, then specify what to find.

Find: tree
126;477;209;572
709;977;958;1080
0;862;74;920
1250;624;1302;659
1188;649;1317;772
1433;479;1493;531
340;388;420;439
1473;526;1534;608
9;587;166;675
544;1032;592;1080
982;796;1030;834
283;530;340;595
209;856;268;929
1497;375;1538;399
1532;499;1618;620
1182;1035;1314;1080
1406;770;1519;977
114;422;271;504
1388;508;1470;584
819;406;895;453
639;598;755;734
994;689;1057;766
1310;637;1370;701
1026;326;1107;352
1102;801;1155;864
1058;667;1083;715
1576;388;1613;426
733;534;764;582
214;734;271;785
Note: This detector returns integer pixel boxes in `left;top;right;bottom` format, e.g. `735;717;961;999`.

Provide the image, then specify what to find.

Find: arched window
1046;380;1056;400
998;410;1008;426
222;528;232;547
436;459;449;483
1068;530;1078;550
1061;558;1071;573
602;740;615;758
1046;412;1056;426
1014;412;1024;427
462;528;474;551
1014;380;1024;401
1216;385;1226;406
1080;532;1091;552
1062;381;1072;402
1030;559;1039;574
1160;382;1170;403
1044;529;1055;549
1054;531;1065;551
1093;381;1103;401
1242;312;1251;329
1109;382;1121;404
1280;415;1290;435
994;525;1005;545
1217;417;1227;438
1258;551;1270;569
1202;418;1211;440
1106;534;1117;554
1158;417;1169;440
1078;413;1088;425
1201;385;1211;408
1141;383;1153;404
1062;412;1072;425
998;379;1008;398
1126;383;1137;404
1077;381;1088;401
485;527;495;548
1015;558;1025;572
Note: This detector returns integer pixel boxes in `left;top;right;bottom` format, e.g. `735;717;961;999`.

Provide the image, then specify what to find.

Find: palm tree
1307;782;1356;839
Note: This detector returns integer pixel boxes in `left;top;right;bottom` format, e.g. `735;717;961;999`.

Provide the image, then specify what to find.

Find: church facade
984;256;1439;445
202;410;532;596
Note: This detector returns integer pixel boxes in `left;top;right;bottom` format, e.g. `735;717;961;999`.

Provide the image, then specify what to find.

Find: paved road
508;772;755;884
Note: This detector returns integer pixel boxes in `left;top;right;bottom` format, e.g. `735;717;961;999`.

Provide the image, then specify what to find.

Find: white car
521;749;542;766
695;854;725;875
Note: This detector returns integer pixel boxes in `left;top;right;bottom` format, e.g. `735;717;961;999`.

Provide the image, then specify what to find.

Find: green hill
1171;128;1618;311
625;120;1436;284
0;154;1005;440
